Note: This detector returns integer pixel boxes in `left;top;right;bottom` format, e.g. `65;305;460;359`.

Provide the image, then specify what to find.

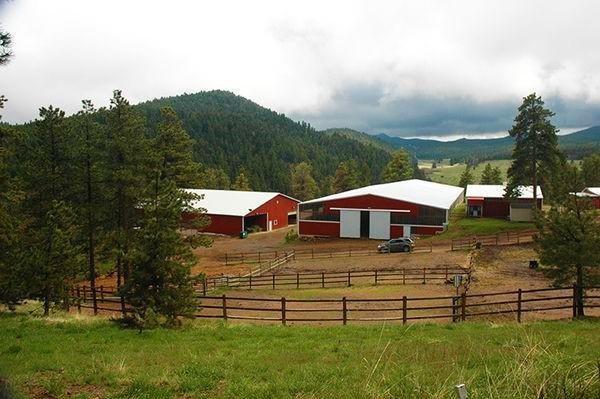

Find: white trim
330;207;410;213
298;219;340;224
389;223;444;228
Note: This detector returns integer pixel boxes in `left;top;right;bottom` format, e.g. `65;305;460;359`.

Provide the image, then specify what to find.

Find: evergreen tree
506;93;561;200
199;166;230;189
581;153;600;187
332;160;360;193
122;107;210;327
480;163;503;184
458;164;474;188
535;194;600;317
0;27;11;66
21;107;83;315
71;100;105;314
232;169;252;191
290;162;318;200
382;149;413;183
104;90;149;293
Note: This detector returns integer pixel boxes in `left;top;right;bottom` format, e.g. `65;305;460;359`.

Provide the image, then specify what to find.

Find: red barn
183;189;299;235
465;185;543;221
298;179;464;239
580;187;600;209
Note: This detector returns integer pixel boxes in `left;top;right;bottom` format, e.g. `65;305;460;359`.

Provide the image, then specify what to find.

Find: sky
1;0;599;139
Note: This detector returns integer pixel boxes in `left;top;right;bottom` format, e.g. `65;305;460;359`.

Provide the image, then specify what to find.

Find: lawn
1;313;599;398
419;159;512;186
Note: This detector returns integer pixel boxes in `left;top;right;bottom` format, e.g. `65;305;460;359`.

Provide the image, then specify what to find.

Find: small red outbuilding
579;187;600;209
183;189;299;235
465;185;543;221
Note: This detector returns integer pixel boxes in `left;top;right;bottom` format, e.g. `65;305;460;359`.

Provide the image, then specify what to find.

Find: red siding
592;197;600;209
182;212;243;235
323;194;420;216
467;198;484;206
247;194;299;230
299;220;340;236
478;198;542;219
412;226;443;235
390;225;404;238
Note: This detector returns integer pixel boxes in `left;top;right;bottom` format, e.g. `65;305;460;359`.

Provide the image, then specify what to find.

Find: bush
246;225;262;233
284;229;299;243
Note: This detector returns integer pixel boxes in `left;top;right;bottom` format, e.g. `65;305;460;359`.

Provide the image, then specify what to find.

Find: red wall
592;197;600;209
182;212;243;235
390;225;404;238
299;220;340;236
467;198;543;219
412;226;443;235
323;194;420;217
247;194;299;230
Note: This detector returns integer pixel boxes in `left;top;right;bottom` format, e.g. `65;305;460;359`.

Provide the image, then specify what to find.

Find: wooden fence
451;230;536;251
72;285;600;325
223;242;433;266
200;265;469;295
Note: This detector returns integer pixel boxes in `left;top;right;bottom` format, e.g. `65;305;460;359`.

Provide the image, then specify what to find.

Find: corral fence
71;285;600;325
222;242;433;266
200;265;469;295
242;250;296;277
451;230;536;251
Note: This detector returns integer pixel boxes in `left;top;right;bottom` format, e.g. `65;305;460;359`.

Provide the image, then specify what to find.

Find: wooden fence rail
72;285;600;325
451;230;537;251
199;265;470;294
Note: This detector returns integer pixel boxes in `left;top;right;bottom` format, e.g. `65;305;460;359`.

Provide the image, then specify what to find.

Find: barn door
340;210;360;238
369;211;390;239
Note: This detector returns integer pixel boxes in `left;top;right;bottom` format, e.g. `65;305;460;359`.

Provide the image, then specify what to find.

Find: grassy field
1;313;599;398
419;159;512;186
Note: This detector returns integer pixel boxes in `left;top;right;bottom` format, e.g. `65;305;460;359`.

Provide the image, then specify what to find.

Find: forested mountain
322;128;395;152
375;126;600;161
134;91;391;192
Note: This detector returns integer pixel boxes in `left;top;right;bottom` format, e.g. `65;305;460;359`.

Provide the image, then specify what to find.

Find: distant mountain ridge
366;126;600;160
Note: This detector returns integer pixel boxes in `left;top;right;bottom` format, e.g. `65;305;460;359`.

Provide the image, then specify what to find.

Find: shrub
284;229;299;243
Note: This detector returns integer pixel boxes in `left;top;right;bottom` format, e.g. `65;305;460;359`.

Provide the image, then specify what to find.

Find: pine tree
21;106;83;315
535;194;600;317
199;166;230;189
290;162;318;200
122;107;210;327
506;93;561;200
71;100;104;314
458;164;474;188
480;163;503;184
104;90;149;294
332;160;360;193
232;169;252;191
581;153;600;187
382;150;413;183
0;27;11;66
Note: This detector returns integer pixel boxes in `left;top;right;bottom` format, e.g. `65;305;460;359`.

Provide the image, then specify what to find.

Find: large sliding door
369;211;390;239
340;210;360;238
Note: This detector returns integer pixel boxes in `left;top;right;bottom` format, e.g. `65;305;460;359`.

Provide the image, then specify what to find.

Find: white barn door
340;210;360;238
369;211;390;239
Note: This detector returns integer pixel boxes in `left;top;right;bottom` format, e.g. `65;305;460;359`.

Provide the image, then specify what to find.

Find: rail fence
200;265;469;294
71;285;600;325
451;230;536;251
222;242;433;266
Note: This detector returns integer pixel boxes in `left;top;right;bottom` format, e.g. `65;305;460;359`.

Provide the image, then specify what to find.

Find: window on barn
299;202;340;221
390;206;446;226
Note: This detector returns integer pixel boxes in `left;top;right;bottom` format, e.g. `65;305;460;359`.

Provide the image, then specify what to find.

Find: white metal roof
301;179;464;210
466;185;543;199
583;187;600;196
184;189;298;217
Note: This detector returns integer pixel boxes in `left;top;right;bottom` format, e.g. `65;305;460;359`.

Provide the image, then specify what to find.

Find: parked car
377;237;415;253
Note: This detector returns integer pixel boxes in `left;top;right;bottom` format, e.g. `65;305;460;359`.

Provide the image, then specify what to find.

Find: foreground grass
0;313;599;398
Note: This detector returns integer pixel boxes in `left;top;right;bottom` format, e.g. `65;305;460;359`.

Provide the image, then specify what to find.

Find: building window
390;206;446;226
299;202;340;221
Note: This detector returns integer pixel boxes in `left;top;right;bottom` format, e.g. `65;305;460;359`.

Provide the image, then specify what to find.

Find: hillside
375;126;600;161
134;91;391;192
322;127;395;152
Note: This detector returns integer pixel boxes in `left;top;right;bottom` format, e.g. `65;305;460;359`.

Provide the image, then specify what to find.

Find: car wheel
403;246;410;252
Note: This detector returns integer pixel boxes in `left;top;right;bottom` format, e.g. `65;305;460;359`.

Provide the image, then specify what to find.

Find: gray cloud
1;0;600;139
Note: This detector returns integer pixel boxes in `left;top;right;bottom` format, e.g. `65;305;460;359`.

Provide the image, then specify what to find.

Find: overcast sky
1;0;599;139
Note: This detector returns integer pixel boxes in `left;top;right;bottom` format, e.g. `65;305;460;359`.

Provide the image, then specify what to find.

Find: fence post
342;297;347;325
225;254;228;266
572;284;577;318
403;268;406;285
296;273;300;289
83;286;87;302
517;235;520;244
402;296;407;325
347;271;351;287
461;293;466;321
322;272;325;288
349;248;351;257
422;268;426;284
374;270;378;285
76;286;81;313
312;248;314;259
281;297;286;326
445;266;448;280
517;289;522;323
258;252;261;263
100;285;105;300
92;285;98;315
272;274;275;290
222;294;227;321
249;275;252;290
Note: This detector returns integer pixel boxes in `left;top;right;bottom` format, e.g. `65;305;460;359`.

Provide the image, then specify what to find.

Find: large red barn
183;189;299;235
465;185;543;221
298;179;464;239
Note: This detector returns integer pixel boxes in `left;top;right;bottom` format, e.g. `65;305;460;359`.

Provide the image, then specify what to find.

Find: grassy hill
1;313;599;398
420;159;512;186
